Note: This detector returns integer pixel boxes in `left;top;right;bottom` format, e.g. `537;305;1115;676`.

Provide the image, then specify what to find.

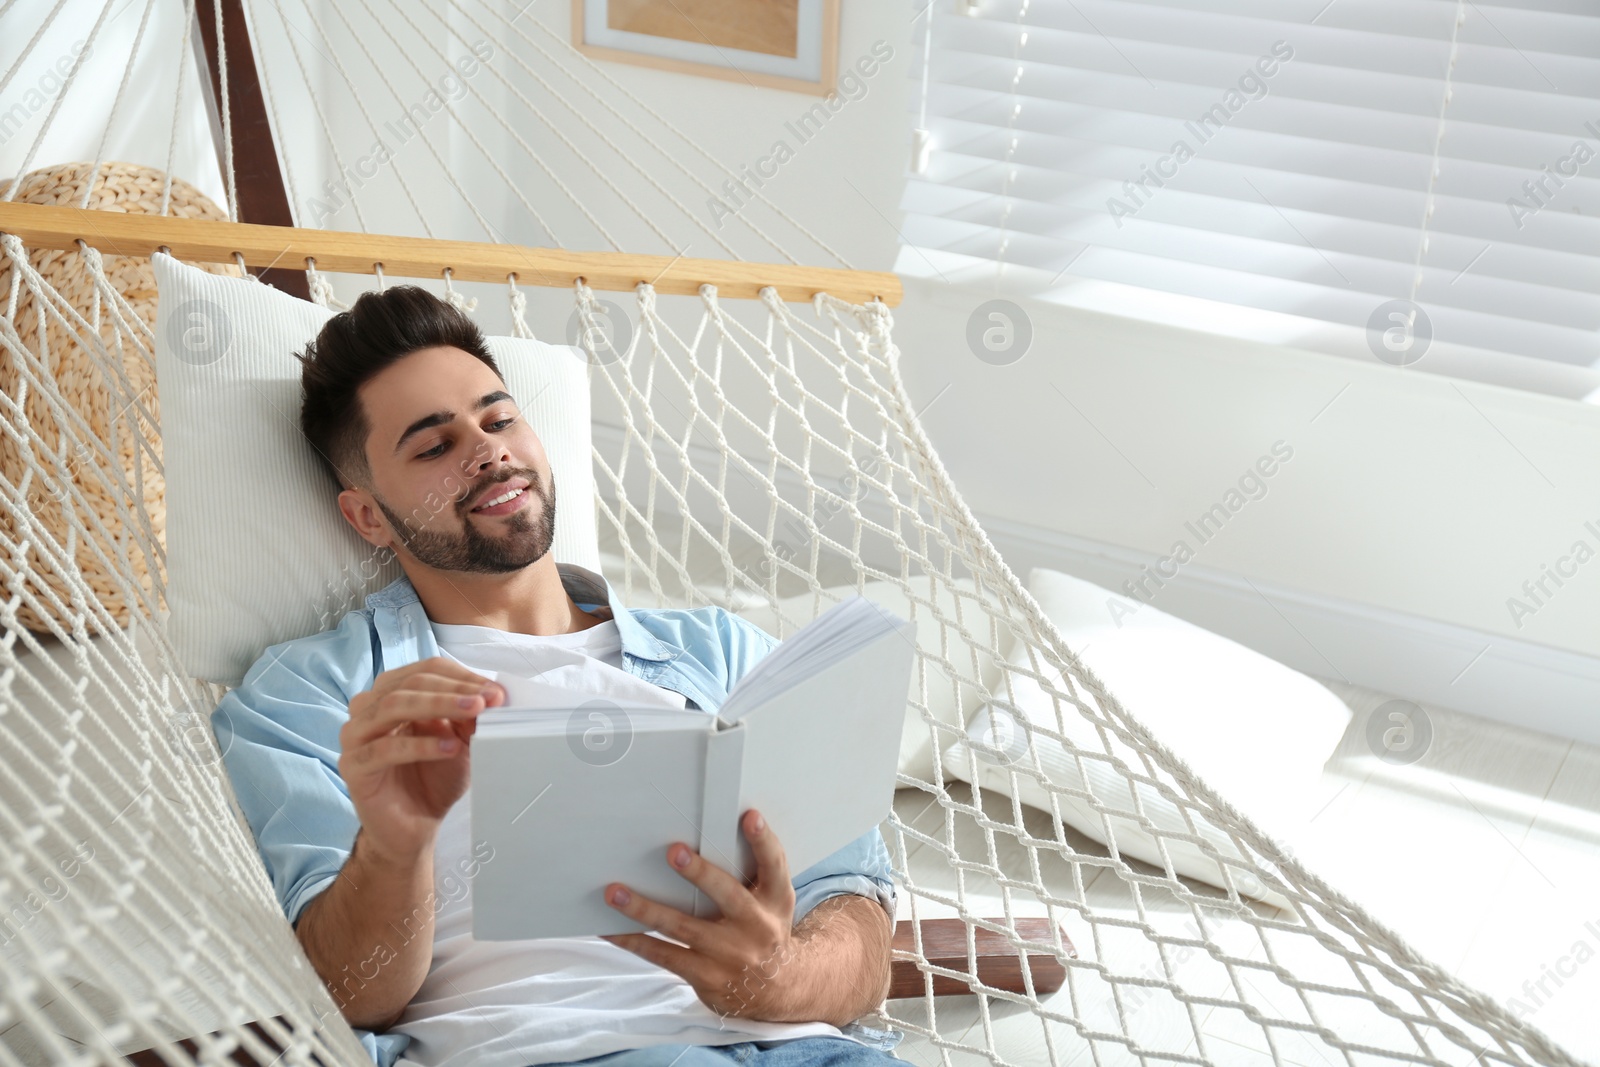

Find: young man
212;287;903;1067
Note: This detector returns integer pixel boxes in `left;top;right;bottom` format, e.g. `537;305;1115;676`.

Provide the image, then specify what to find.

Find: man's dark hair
296;285;502;491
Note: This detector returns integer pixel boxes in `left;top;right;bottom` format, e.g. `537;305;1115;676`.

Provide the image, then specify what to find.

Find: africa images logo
1105;40;1294;227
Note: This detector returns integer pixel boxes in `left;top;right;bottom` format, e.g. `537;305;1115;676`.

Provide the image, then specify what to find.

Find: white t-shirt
391;617;846;1067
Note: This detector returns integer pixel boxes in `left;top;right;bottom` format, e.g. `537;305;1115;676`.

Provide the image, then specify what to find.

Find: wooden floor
876;677;1600;1067
1292;679;1599;1066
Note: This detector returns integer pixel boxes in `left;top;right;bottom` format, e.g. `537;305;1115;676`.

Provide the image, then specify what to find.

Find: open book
470;595;918;940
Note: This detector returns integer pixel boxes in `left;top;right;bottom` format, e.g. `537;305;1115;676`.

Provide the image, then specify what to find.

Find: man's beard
374;469;557;575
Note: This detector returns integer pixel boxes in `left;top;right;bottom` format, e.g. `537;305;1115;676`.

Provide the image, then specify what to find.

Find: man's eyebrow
394;390;514;455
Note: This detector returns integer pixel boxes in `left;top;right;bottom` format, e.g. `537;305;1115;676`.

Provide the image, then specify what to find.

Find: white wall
261;0;906;363
0;2;224;206
12;0;1597;739
450;0;914;343
465;1;1600;740
895;278;1600;659
892;274;1600;741
484;0;910;273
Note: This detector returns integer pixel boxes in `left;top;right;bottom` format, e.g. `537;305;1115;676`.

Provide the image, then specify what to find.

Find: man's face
343;344;556;575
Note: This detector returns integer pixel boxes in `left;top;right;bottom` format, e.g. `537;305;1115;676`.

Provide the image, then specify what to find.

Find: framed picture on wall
571;0;842;96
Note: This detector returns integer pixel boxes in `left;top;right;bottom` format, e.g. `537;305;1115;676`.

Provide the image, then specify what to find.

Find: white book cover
470;596;916;940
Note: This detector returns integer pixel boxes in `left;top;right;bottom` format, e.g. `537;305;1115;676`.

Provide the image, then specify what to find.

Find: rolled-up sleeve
791;827;898;925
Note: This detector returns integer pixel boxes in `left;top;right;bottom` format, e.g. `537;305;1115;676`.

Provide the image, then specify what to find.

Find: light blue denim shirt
211;562;902;1065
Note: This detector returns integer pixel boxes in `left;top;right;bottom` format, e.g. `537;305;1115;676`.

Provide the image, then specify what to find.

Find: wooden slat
0;202;903;307
888;917;1074;999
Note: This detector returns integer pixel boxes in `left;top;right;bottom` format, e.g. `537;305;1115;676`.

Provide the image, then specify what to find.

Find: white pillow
734;577;1005;781
941;566;1351;906
152;254;600;687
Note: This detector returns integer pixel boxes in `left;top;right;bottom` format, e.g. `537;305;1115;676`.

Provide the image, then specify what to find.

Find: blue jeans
541;1036;900;1066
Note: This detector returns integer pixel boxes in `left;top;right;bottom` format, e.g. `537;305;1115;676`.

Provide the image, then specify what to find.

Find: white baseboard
590;421;1600;747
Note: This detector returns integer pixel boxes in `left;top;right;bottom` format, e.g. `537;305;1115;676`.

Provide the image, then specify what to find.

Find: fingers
654;842;759;926
340;731;463;777
600;834;801;1017
345;686;495;747
602;881;725;950
371;655;500;699
604;826;784;939
345;660;506;754
743;810;794;916
340;662;498;775
601;932;702;982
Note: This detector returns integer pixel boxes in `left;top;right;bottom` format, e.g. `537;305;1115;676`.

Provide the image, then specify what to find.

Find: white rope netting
0;2;1590;1066
0;233;1586;1066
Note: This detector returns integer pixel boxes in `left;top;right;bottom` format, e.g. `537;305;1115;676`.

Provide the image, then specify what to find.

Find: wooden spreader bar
0;202;902;307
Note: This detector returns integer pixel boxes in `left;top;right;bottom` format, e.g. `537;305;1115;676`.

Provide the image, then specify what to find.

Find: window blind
901;0;1600;399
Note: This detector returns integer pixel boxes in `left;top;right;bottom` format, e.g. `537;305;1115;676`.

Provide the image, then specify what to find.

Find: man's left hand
600;808;816;1022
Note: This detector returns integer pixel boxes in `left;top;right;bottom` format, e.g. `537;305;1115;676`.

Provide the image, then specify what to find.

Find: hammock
0;4;1586;1066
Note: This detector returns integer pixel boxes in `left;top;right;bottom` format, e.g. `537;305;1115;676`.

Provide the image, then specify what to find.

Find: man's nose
466;432;512;474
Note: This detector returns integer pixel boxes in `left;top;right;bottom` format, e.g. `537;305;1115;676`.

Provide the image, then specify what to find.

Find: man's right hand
338;656;506;863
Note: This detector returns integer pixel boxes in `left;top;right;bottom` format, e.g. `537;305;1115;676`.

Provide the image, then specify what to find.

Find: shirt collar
363;562;676;662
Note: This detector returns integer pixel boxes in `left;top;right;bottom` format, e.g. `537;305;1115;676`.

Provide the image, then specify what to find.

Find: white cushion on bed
152;253;600;688
941;566;1351;905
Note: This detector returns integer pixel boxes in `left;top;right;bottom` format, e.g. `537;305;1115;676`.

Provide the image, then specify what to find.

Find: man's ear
338;486;393;550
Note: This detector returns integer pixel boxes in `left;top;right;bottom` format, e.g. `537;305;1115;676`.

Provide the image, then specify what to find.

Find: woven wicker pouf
0;161;242;637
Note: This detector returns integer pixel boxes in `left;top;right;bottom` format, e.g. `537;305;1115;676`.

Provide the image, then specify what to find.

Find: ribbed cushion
152;253;599;687
941;566;1351;907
